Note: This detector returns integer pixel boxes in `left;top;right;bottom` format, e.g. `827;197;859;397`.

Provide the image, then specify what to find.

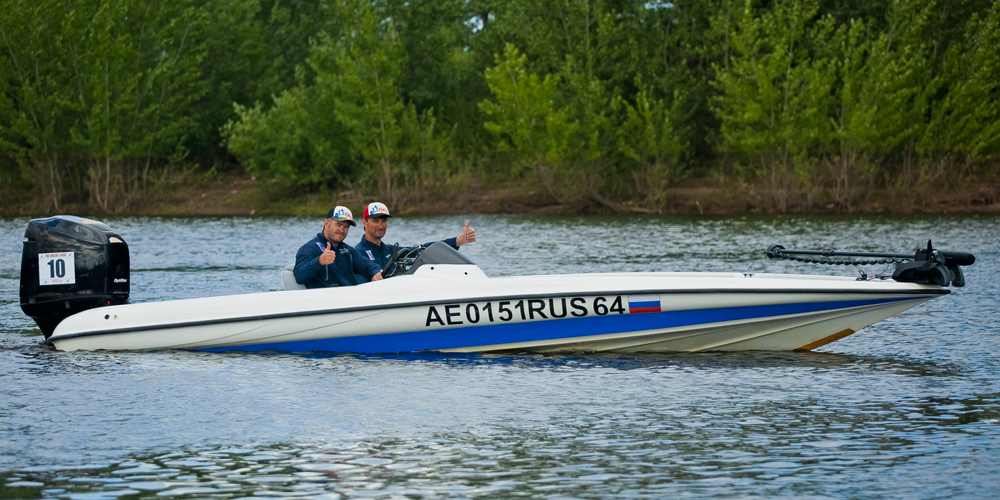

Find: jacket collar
359;233;384;250
316;232;345;250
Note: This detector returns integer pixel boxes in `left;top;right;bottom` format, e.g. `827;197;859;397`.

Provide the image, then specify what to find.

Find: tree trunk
382;156;393;205
105;155;112;211
46;156;61;212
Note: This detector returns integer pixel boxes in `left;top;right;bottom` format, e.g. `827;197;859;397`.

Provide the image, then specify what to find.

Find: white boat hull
47;267;947;354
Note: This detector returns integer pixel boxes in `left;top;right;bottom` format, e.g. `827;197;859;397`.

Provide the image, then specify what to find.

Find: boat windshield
403;242;476;274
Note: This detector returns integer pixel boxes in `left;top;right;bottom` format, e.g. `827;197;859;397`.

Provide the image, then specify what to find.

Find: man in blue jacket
354;202;476;279
294;206;384;288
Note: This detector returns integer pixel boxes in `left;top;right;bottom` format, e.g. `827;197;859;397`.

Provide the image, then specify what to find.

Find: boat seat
281;264;306;291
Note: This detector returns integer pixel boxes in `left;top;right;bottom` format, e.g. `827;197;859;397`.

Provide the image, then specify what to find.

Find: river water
1;214;998;499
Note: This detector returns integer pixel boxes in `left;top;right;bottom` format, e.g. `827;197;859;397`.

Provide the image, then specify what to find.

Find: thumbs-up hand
318;242;336;265
456;220;477;247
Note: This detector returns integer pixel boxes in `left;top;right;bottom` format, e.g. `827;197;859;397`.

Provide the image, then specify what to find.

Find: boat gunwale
49;287;948;344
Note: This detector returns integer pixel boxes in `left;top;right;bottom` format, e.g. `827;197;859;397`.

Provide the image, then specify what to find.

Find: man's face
363;216;388;240
324;219;352;245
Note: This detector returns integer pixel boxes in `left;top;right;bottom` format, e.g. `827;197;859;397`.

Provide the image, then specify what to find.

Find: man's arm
350;246;384;282
389;221;477;270
293;242;323;284
426;221;476;250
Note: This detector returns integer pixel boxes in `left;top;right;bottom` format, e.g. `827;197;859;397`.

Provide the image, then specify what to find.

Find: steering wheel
379;243;400;278
381;244;428;278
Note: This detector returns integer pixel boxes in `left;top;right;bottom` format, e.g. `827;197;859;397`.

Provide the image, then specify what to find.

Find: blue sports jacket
294;232;382;288
354;236;458;282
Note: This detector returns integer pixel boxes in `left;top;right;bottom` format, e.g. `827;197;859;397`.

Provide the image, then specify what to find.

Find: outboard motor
19;216;130;338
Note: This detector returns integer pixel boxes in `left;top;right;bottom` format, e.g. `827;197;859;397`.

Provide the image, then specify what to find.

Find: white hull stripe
195;296;919;354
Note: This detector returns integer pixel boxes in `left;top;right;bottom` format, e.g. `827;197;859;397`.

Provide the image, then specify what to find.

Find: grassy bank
2;166;998;218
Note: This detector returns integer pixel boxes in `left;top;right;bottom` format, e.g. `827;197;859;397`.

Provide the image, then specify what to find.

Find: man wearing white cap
354;202;477;280
293;206;384;288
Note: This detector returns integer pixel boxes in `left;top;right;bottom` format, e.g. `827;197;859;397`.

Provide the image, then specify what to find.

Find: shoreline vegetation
2;172;997;217
3;0;1000;217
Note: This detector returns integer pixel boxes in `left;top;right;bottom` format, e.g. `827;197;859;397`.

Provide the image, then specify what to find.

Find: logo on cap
363;202;392;219
326;206;357;226
331;206;352;219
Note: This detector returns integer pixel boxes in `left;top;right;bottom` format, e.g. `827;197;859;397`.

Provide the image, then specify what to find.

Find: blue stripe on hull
197;297;920;354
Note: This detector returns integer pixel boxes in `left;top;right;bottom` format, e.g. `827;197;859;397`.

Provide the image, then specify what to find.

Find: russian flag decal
628;294;661;314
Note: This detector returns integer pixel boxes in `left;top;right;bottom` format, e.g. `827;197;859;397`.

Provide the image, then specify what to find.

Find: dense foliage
2;0;998;212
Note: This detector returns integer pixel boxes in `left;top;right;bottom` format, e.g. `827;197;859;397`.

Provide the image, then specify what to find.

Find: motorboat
20;216;975;353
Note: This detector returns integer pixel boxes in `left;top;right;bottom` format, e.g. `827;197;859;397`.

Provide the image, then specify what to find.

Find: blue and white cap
362;202;392;219
326;206;357;226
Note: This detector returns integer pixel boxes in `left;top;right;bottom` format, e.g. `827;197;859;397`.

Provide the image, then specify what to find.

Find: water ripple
1;215;999;498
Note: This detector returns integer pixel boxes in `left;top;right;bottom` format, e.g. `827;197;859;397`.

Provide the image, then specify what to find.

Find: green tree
1;0;207;212
224;83;337;187
712;0;837;211
0;0;80;210
0;49;26;195
620;0;722;171
919;3;1000;178
190;0;344;165
479;44;577;203
225;0;452;203
825;0;932;206
72;0;208;211
385;0;482;152
613;84;689;208
312;9;407;203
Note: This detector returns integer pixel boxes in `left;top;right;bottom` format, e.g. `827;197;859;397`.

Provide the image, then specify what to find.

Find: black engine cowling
19;216;130;338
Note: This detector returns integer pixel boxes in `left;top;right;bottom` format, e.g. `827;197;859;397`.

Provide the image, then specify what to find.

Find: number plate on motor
38;252;75;285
